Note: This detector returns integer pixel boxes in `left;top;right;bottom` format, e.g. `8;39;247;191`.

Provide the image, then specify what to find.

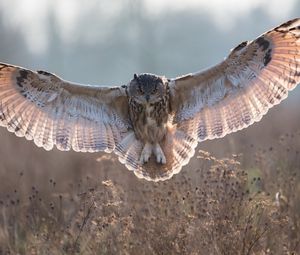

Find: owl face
128;73;168;104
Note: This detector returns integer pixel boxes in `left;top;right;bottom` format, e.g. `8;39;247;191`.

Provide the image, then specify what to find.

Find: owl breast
129;96;169;144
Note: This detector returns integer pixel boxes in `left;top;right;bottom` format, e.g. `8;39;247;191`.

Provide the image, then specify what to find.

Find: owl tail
115;128;198;182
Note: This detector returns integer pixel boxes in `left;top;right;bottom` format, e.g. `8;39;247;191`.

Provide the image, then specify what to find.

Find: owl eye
138;85;143;93
152;83;160;93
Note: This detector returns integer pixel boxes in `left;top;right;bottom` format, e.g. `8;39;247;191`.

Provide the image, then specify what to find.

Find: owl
0;18;299;181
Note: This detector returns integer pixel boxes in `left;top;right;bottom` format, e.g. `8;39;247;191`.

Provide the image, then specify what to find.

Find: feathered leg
139;142;152;164
153;143;166;164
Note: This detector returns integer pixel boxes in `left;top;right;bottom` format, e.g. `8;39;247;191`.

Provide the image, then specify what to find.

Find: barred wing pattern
0;18;300;182
170;18;300;144
116;128;198;182
0;63;130;152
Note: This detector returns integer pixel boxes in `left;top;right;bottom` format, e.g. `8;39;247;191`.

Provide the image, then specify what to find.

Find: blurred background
0;1;300;253
0;0;299;182
0;0;299;184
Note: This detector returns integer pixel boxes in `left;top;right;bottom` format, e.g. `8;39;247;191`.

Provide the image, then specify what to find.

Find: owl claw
139;143;166;165
157;154;166;164
140;143;152;164
154;143;166;164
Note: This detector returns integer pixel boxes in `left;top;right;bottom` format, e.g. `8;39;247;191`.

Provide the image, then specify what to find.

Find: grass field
0;102;299;255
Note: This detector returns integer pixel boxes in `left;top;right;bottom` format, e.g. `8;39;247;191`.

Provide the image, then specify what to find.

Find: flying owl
0;19;299;181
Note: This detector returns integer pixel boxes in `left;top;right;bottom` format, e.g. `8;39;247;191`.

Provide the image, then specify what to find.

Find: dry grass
0;105;300;254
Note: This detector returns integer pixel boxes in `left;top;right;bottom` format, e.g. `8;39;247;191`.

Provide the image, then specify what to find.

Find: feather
0;63;130;153
0;18;300;182
170;18;300;143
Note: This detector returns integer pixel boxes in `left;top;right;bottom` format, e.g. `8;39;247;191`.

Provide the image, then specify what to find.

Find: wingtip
275;18;300;32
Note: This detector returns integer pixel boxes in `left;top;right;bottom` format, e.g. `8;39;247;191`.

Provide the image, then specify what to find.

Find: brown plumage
0;18;300;181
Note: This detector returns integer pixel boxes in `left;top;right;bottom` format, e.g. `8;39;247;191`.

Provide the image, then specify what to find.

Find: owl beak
145;95;150;102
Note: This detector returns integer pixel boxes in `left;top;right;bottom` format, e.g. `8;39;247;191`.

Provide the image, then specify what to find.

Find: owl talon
140;143;152;164
154;143;166;164
157;154;166;164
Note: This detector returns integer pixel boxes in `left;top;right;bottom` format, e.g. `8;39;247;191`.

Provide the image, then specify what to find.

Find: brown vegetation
0;104;299;255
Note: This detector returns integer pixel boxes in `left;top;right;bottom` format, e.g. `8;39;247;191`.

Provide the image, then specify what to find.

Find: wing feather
0;63;130;153
170;18;300;142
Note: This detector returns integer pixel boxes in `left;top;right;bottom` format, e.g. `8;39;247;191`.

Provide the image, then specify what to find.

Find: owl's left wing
170;18;300;142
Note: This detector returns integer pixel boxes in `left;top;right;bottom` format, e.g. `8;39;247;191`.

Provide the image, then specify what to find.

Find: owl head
127;73;168;104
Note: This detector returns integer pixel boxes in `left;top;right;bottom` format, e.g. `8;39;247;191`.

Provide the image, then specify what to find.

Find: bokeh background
0;1;299;254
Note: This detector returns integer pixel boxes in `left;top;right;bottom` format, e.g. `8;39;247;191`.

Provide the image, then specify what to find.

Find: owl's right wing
0;63;130;152
170;18;300;142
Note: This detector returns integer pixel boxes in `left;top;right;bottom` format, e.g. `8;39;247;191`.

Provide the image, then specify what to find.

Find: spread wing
170;18;300;142
0;63;130;152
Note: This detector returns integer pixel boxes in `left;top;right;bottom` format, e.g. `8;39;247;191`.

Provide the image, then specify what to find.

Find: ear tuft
134;73;138;80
